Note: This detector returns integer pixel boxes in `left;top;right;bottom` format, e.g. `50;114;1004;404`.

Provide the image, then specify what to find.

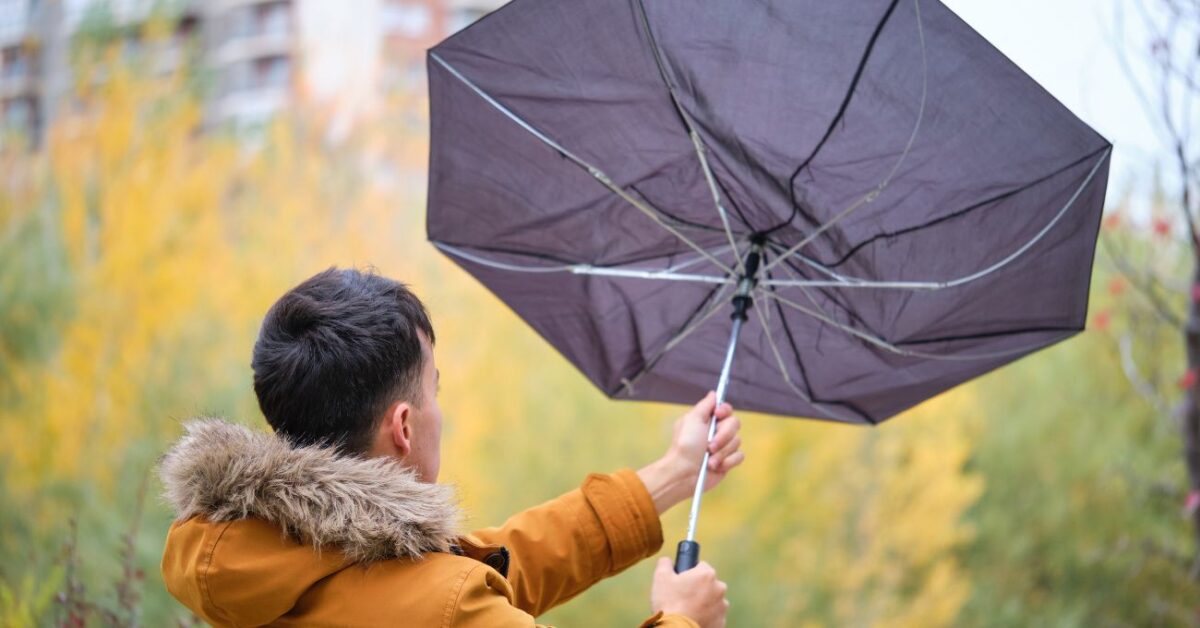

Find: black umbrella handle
674;540;701;572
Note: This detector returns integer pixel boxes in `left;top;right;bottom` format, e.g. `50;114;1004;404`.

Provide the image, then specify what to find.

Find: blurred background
0;0;1198;625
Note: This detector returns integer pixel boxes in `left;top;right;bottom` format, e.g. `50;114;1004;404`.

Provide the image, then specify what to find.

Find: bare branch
1101;232;1188;328
1179;140;1200;255
1118;333;1173;415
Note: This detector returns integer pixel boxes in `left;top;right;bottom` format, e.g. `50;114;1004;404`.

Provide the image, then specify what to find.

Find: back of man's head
251;267;435;455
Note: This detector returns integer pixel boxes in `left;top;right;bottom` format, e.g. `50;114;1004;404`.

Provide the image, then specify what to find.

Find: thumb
655;556;674;576
691;391;716;422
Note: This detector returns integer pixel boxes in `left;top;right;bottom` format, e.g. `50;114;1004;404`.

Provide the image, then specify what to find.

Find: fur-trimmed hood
159;418;460;564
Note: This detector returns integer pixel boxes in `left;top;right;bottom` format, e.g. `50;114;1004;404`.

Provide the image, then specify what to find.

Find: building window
3;95;39;135
227;0;291;43
226;54;291;93
256;54;290;89
1;45;32;82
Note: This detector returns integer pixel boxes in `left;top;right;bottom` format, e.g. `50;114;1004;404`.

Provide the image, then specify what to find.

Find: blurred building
207;0;297;127
377;0;496;93
0;0;504;147
0;0;204;147
0;0;63;145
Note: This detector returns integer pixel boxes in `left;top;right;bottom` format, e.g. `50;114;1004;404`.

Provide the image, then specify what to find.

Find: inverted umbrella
425;0;1110;571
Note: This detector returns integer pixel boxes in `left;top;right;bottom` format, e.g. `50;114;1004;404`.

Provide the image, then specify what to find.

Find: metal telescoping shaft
674;240;761;572
684;315;745;542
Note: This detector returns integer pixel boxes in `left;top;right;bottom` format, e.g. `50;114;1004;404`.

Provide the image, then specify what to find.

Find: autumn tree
1100;0;1200;577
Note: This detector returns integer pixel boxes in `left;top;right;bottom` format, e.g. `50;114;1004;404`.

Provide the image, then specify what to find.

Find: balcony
211;0;293;66
0;43;36;99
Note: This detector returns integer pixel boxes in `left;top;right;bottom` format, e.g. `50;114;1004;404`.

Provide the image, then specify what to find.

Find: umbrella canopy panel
426;0;1111;424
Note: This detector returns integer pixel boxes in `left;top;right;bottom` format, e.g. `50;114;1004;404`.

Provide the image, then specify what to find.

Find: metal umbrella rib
430;52;737;276
632;0;744;274
760;147;1112;291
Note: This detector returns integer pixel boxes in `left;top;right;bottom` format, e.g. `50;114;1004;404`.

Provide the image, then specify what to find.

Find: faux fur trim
159;419;460;563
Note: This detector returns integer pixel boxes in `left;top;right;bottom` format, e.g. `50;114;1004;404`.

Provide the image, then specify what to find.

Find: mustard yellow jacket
159;420;697;627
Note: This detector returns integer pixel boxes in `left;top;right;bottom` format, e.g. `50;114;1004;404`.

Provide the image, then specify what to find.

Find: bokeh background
1;0;1198;626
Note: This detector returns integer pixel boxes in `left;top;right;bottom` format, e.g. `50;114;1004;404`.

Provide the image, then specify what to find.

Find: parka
158;419;699;627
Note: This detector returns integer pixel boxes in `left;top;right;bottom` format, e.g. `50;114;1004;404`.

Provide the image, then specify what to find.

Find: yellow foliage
0;60;422;512
680;392;982;628
0;566;62;628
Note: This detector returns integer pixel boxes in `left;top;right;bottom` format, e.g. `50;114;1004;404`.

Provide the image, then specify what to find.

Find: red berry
1185;490;1200;516
1179;368;1198;390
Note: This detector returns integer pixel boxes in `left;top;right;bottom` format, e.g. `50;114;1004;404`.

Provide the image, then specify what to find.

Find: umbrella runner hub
731;240;765;322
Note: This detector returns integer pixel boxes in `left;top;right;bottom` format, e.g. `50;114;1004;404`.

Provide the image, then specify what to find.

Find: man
160;268;744;627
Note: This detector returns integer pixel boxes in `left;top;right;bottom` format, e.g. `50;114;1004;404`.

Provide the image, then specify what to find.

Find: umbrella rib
758;147;1111;291
665;242;739;272
764;240;859;285
616;282;734;396
895;325;1080;346
433;242;733;285
777;145;1113;270
759;288;1054;361
440;238;740;270
761;0;929;276
751;292;863;423
430;52;735;276
632;0;744;274
771;254;881;331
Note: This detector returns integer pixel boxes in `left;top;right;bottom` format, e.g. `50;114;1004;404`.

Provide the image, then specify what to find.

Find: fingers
708;436;742;471
687;391;717;424
707;415;740;454
713;450;745;474
691;560;717;579
690;393;734;419
655;556;673;576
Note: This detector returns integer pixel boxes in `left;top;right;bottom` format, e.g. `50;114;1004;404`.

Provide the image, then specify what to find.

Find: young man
160;268;744;627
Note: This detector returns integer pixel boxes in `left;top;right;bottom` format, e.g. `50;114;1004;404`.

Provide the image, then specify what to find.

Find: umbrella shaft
685;315;744;542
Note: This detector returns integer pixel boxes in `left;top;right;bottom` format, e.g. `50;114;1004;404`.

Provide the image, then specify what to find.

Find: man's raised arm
467;392;743;620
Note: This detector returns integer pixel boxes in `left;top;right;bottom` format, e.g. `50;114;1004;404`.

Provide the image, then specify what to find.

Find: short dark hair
251;268;435;454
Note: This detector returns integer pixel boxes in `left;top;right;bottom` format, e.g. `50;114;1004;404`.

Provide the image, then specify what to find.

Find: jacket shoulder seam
200;520;236;627
443;561;482;628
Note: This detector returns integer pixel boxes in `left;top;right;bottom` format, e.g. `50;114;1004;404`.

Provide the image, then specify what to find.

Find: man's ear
387;401;414;458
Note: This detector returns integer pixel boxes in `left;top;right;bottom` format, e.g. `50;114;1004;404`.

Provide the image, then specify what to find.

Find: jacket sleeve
467;468;664;617
450;563;698;628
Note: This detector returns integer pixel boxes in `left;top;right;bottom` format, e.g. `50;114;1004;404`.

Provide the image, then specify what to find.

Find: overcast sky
943;0;1170;206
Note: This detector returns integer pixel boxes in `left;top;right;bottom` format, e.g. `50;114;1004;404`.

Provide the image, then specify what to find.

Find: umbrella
425;0;1111;571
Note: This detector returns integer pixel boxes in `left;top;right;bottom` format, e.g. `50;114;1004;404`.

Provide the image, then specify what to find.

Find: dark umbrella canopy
426;0;1111;424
